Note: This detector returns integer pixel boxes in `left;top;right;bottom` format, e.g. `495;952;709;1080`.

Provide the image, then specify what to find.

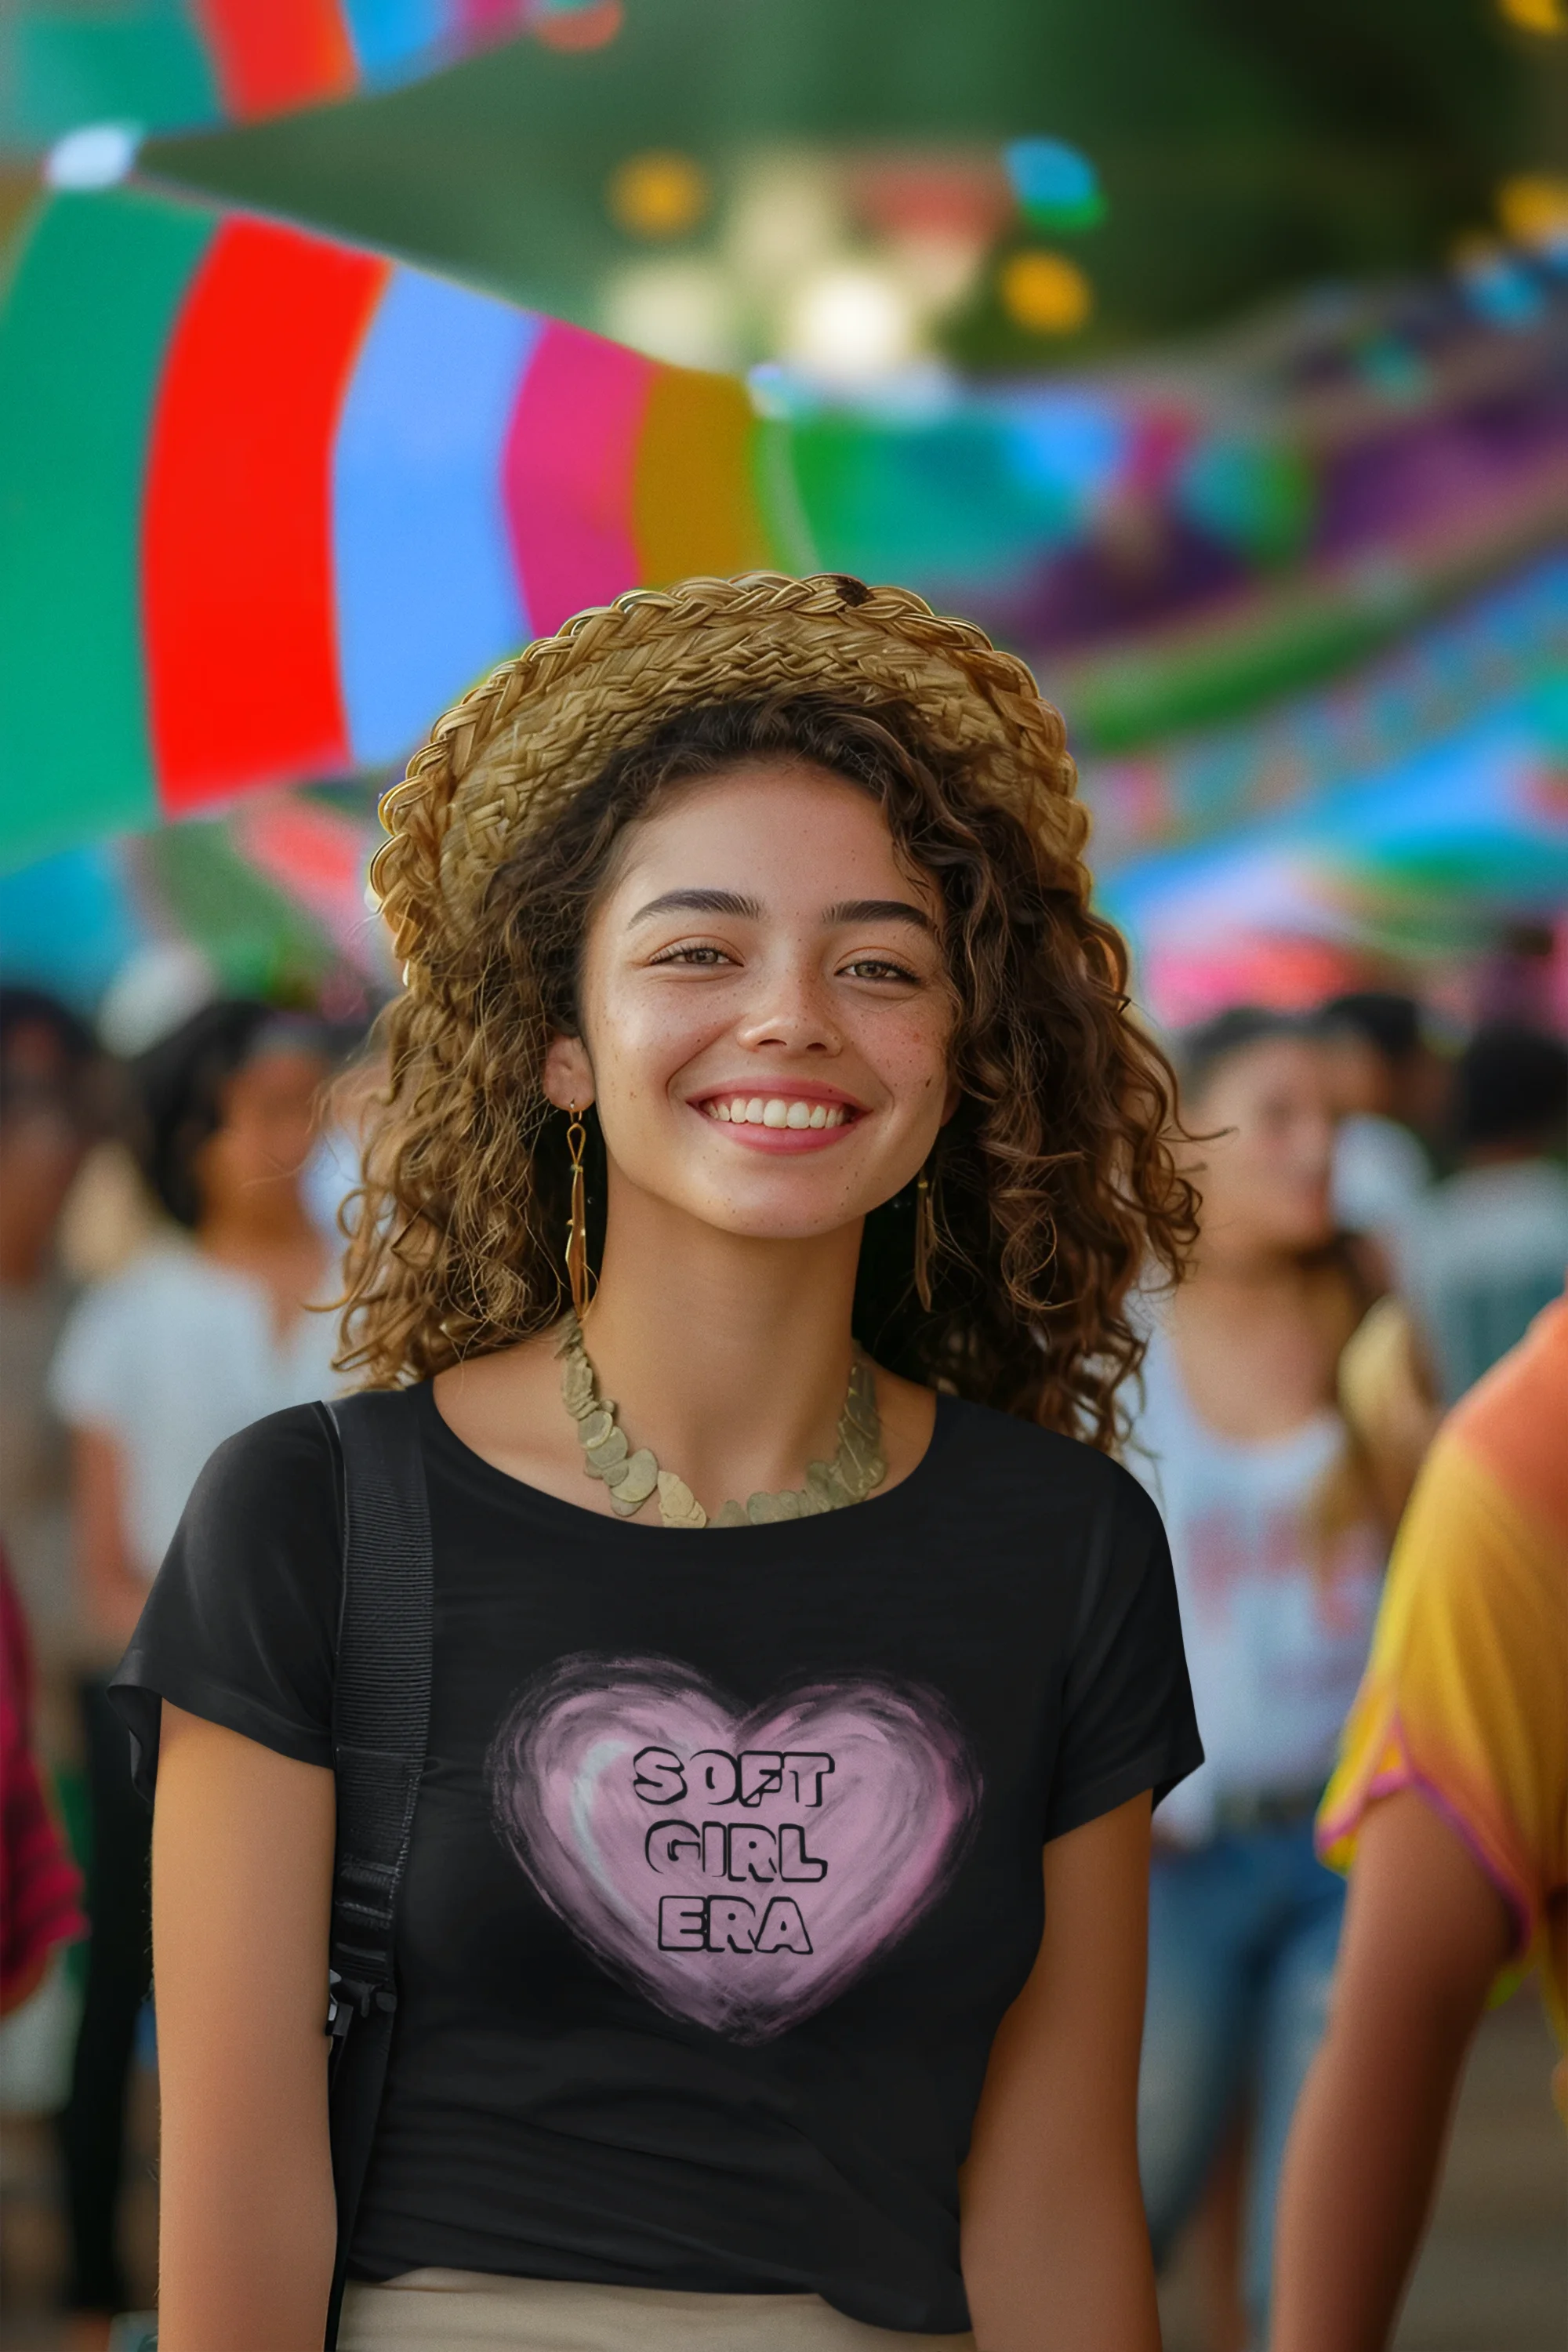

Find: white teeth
706;1096;848;1128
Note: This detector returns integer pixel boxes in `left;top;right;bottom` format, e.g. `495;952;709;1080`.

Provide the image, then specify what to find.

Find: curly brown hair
339;682;1196;1450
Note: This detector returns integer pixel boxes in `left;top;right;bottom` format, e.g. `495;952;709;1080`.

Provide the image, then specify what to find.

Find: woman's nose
732;964;841;1056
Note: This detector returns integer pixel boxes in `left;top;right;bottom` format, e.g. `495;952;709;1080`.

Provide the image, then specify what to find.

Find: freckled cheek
588;985;728;1109
855;1008;953;1109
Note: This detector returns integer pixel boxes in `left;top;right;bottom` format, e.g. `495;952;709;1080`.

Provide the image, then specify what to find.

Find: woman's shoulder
144;1406;345;1664
182;1401;342;1537
205;1396;340;1463
114;1403;348;1791
938;1391;1162;1525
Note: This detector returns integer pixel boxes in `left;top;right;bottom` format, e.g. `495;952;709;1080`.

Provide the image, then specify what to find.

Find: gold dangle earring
564;1104;594;1323
913;1163;937;1313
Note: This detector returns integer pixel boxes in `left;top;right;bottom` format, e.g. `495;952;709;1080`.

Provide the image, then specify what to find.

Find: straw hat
372;571;1087;971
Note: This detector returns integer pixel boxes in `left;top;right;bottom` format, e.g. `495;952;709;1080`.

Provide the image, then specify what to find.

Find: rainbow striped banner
0;187;772;871
2;2;545;147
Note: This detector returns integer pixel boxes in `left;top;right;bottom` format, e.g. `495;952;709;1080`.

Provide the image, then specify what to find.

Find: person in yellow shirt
1272;1286;1568;2352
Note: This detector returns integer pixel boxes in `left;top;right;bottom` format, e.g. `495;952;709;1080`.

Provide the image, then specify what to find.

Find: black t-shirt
111;1383;1200;2335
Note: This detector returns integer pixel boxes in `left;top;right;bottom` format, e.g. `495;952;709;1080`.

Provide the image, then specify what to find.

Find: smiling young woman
111;575;1203;2352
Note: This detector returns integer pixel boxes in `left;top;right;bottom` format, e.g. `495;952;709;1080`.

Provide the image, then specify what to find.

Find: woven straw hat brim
372;572;1084;967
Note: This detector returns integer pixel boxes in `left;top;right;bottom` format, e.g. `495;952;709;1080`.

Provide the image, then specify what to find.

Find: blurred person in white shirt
1127;1009;1409;2352
47;1000;336;2346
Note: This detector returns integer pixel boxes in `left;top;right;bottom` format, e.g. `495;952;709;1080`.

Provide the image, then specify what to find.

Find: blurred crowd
1123;993;1566;2351
0;978;365;2348
0;971;1563;2351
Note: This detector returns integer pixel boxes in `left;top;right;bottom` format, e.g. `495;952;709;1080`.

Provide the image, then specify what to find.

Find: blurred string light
1004;139;1105;233
608;151;710;239
1497;0;1566;29
1498;173;1568;256
782;265;918;383
998;249;1092;335
601;257;739;368
725;157;845;291
848;154;1010;320
531;0;623;51
850;155;1012;247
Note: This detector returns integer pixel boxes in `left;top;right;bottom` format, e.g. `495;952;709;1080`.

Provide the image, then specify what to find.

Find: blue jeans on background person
1138;1813;1346;2343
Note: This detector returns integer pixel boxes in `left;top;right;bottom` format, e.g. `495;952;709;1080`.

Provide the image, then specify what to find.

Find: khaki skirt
338;2270;975;2351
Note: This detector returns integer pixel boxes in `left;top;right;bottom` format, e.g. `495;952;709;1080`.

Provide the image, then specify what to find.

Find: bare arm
1272;1789;1514;2352
961;1792;1159;2352
152;1703;337;2352
72;1427;151;1651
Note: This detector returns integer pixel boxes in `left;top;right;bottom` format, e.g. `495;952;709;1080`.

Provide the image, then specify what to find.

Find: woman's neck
578;1181;866;1506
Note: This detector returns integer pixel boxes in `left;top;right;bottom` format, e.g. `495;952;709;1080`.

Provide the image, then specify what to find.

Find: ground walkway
1160;1987;1567;2351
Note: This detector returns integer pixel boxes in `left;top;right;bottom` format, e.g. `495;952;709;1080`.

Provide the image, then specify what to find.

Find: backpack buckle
326;1969;397;2040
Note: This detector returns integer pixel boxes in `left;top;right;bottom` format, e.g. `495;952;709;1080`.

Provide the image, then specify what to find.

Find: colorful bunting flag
1;2;543;149
0;186;772;870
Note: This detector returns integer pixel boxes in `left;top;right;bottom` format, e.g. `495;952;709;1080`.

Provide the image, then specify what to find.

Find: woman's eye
841;956;920;984
648;943;734;968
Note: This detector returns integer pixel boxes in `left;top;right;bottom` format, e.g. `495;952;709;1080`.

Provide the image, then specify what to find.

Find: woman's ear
543;1033;594;1112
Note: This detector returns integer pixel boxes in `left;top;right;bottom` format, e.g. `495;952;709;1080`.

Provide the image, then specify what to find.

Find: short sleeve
1318;1428;1568;1972
108;1405;343;1803
1044;1465;1203;1840
49;1278;136;1434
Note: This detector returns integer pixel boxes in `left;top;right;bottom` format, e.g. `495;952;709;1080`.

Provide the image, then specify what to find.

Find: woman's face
1188;1036;1338;1258
545;760;958;1243
196;1046;328;1221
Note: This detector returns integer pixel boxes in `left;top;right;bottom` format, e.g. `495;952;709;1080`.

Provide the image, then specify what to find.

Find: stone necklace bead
555;1313;885;1529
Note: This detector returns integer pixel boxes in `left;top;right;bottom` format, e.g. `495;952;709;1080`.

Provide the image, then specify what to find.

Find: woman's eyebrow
628;889;935;934
826;898;935;933
629;888;764;923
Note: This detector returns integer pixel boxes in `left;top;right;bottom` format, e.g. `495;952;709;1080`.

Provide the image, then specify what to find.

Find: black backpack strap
318;1389;433;2352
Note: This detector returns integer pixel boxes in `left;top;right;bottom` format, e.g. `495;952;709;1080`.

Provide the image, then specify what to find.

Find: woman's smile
692;1082;862;1152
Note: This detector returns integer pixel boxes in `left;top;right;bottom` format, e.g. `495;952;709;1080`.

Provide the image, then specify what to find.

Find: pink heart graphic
488;1655;981;2043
